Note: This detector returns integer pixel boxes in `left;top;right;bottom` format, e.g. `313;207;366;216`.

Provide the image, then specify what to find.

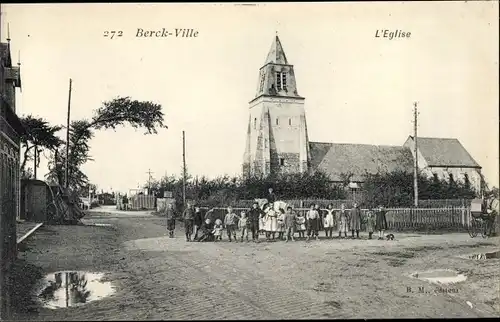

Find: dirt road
9;208;500;320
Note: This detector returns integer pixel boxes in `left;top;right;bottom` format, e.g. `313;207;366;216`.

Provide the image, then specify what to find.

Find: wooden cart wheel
468;218;478;238
481;217;493;238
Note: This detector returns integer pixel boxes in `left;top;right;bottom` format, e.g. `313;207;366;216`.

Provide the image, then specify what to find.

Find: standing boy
350;202;362;239
284;206;296;242
338;203;349;238
248;202;263;242
239;211;249;242
224;206;238;242
306;204;320;241
165;203;176;238
182;202;195;242
267;187;277;204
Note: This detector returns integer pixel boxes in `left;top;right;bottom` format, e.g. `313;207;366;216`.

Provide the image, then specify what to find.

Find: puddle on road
90;223;113;227
410;269;467;285
35;271;115;309
464;250;500;260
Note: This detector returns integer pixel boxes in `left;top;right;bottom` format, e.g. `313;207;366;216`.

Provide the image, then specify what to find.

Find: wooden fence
206;199;472;210
116;195;156;210
198;206;474;232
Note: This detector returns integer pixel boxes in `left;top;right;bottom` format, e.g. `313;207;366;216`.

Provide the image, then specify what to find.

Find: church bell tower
242;35;310;178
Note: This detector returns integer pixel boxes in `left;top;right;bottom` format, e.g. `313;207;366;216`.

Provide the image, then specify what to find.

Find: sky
2;2;498;194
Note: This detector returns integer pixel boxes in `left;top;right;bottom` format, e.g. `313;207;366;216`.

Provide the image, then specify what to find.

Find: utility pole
413;102;419;207
146;168;154;194
64;78;72;190
88;185;91;208
33;145;37;179
182;131;186;207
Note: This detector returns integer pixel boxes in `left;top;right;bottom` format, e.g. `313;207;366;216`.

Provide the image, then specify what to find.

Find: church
242;35;483;193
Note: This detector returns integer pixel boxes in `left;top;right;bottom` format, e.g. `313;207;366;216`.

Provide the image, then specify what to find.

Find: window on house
254;118;257;129
276;117;279;125
289;118;292;126
282;73;287;90
279;158;285;166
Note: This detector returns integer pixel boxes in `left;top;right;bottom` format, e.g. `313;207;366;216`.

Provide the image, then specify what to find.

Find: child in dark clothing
284;206;296;242
165;203;176;238
196;218;214;242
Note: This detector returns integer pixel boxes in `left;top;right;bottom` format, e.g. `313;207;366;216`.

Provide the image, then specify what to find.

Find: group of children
168;200;390;243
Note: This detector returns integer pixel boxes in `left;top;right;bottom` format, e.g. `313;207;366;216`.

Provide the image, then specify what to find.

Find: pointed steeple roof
264;35;288;65
251;33;303;102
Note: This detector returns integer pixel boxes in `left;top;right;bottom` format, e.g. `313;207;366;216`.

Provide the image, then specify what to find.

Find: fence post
461;206;465;229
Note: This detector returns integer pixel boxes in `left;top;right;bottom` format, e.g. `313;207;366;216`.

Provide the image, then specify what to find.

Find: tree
46;97;166;192
362;170;478;208
19;115;63;179
145;170;346;207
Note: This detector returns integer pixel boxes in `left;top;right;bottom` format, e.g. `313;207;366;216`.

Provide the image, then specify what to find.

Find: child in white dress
213;219;223;241
259;206;267;236
277;209;286;240
295;212;307;239
323;204;335;238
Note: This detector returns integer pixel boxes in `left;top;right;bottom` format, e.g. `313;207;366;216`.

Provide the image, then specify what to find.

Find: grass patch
6;259;44;317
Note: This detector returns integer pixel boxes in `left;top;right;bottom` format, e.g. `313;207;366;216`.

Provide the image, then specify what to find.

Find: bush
362;170;477;208
146;169;478;208
146;170;346;207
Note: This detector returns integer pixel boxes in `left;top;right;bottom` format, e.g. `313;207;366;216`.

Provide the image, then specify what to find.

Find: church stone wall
271;152;301;174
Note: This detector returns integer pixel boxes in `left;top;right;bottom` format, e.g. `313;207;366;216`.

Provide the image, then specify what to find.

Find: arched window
289;118;292;126
276;117;279;125
254;118;257;129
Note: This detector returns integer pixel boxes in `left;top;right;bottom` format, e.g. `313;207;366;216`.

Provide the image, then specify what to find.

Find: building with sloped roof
309;142;414;183
404;136;482;192
1;20;24;319
242;35;483;194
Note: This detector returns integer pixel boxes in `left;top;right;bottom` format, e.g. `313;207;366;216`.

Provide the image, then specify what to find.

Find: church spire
252;34;302;101
264;34;288;65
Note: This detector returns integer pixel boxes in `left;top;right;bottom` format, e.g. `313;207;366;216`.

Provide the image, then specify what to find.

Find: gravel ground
7;207;500;320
